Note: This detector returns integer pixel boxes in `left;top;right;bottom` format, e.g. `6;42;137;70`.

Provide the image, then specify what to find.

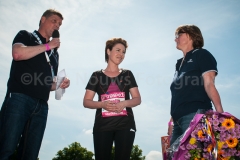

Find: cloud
39;139;52;157
61;135;66;140
83;129;92;135
47;101;95;126
217;76;240;91
145;150;162;160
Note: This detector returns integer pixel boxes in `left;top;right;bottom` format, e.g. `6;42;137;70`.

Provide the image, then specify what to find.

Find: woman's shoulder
93;69;102;74
91;70;104;78
194;48;216;58
194;49;217;62
121;68;129;73
87;70;103;78
194;48;212;55
120;69;133;75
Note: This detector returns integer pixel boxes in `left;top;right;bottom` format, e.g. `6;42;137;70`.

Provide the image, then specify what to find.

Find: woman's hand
115;101;126;113
102;101;118;112
168;118;174;136
111;87;141;113
168;125;173;136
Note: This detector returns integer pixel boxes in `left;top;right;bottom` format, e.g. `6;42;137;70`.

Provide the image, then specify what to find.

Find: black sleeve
12;30;31;46
85;72;98;92
196;49;218;75
127;70;138;89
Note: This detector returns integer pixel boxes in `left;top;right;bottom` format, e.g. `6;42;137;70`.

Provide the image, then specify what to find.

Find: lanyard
32;31;56;82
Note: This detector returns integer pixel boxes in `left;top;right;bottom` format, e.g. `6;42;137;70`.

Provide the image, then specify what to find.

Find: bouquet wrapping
167;111;240;160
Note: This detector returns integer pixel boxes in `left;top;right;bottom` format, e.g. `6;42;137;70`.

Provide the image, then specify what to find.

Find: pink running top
107;82;120;93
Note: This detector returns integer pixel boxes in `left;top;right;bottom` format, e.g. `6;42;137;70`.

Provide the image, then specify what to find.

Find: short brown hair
39;9;63;26
105;38;128;62
175;25;204;49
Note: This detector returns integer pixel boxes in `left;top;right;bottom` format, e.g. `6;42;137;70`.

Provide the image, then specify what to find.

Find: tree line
10;142;145;160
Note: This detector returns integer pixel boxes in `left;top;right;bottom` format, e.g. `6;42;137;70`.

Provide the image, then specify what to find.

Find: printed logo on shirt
187;59;193;63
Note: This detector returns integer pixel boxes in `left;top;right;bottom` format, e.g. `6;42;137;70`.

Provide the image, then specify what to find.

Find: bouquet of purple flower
168;111;240;160
169;113;217;160
181;115;216;159
206;111;240;159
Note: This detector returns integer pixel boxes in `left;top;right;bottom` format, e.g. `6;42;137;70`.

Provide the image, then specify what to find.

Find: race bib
101;92;127;117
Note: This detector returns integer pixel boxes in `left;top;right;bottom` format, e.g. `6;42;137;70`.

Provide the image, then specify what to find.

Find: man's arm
12;43;47;61
12;38;60;61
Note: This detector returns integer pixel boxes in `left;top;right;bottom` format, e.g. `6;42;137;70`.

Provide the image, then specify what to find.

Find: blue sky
0;0;240;160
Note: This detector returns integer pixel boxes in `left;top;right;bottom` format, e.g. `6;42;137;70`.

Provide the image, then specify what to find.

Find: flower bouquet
206;111;240;160
167;111;240;160
179;114;217;160
167;113;208;160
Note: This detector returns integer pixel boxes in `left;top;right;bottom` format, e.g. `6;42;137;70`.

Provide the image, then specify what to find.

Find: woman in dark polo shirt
167;24;224;145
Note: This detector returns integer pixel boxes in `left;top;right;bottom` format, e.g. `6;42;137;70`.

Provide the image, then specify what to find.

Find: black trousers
93;129;135;160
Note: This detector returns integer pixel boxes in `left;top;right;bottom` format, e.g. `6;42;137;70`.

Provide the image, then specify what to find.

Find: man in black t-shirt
0;9;70;160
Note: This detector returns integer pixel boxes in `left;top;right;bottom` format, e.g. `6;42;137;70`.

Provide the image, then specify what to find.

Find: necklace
102;68;122;73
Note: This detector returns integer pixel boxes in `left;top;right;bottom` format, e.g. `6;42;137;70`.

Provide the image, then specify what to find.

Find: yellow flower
205;119;212;135
225;137;238;148
207;144;213;152
217;141;224;150
220;157;230;160
197;130;206;139
189;137;196;144
222;118;235;130
207;129;211;135
217;149;225;159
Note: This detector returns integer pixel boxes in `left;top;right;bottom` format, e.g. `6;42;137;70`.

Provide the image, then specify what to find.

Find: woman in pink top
83;38;141;160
